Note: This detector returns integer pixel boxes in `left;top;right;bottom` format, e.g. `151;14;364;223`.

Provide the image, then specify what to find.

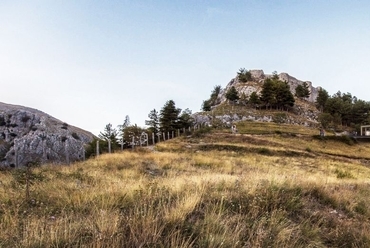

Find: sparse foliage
99;123;119;146
237;68;252;82
202;85;222;111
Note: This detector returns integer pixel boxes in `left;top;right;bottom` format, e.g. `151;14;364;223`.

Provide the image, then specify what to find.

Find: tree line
316;89;370;130
86;100;194;157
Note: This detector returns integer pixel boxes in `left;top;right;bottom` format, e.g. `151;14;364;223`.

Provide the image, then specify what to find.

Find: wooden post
177;129;180;137
146;133;149;146
172;131;174;139
96;140;100;157
152;133;155;145
163;132;165;141
167;131;170;139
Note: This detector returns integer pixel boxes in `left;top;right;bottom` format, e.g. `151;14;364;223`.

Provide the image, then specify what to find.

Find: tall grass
1;127;370;247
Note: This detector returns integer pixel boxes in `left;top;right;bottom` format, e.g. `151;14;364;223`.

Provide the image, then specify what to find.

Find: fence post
152;133;155;145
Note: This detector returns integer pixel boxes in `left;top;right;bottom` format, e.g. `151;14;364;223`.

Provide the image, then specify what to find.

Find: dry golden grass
1;123;370;247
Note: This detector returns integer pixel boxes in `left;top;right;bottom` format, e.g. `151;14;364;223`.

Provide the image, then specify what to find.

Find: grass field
1;122;370;247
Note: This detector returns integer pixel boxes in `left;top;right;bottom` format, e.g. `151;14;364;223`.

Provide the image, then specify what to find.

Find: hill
1;123;370;247
0;102;96;167
195;70;323;128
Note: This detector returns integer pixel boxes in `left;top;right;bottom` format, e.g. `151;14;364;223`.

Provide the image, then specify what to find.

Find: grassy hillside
1;123;370;247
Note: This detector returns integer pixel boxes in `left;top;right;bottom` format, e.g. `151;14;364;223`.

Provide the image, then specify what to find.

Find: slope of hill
0;102;96;167
1;123;370;247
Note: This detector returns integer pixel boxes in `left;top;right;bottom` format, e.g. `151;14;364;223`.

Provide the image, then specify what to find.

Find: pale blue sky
1;0;370;135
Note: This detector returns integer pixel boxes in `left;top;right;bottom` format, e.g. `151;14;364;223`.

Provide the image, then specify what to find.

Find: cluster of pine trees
86;100;194;156
316;89;370;129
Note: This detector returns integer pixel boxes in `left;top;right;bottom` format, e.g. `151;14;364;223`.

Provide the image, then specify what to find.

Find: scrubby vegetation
1;123;370;247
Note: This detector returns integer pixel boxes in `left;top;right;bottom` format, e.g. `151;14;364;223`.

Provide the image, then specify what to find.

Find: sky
1;0;370;135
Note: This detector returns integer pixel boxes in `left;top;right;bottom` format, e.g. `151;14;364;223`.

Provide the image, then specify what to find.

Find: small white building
360;125;370;136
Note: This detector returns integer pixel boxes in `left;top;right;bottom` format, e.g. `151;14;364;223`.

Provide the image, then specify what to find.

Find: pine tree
201;85;222;111
118;115;130;146
315;88;329;112
159;100;181;132
178;108;193;129
225;86;239;102
99;123;119;152
202;100;212;111
260;78;275;109
249;91;261;109
237;68;252;82
275;81;295;110
145;109;160;135
295;82;310;99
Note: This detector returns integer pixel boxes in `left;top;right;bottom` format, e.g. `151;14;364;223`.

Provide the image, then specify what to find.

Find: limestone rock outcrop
217;70;320;103
194;69;322;128
0;102;96;167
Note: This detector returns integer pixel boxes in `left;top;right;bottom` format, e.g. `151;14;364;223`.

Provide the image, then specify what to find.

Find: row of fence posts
12;124;206;166
96;124;206;157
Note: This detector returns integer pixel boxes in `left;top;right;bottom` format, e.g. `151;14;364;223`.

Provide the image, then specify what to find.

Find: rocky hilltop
0;102;95;167
194;70;322;127
218;70;320;104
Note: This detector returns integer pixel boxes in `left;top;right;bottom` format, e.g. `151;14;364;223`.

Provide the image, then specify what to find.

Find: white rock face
218;70;320;103
0;102;95;167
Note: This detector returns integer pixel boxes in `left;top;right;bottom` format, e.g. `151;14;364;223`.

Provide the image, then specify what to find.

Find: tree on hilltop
225;86;239;103
237;68;252;82
202;85;222;111
315;88;329;112
249;91;261;109
295;82;310;99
